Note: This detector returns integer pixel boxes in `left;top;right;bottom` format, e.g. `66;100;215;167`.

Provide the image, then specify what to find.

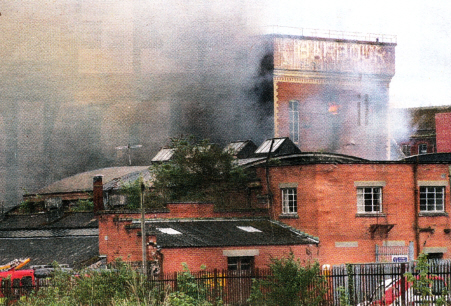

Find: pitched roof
0;236;98;267
102;168;153;191
151;148;175;162
130;218;318;248
35;166;150;194
0;212;98;230
224;140;258;159
254;138;301;156
0;212;99;267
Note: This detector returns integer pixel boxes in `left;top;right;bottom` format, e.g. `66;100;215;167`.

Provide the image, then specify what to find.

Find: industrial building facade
251;153;451;265
261;32;397;160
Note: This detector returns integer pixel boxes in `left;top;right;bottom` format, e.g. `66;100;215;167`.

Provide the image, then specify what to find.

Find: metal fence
2;261;451;305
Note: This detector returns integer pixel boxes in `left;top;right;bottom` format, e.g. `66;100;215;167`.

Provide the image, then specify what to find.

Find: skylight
237;226;262;233
157;228;182;235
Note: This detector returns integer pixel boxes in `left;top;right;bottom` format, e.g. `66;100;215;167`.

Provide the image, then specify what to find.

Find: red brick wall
161;245;316;274
258;162;451;265
97;204;311;272
436;113;451;153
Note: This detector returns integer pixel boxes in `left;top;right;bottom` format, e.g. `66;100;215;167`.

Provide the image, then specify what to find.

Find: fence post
400;263;406;305
213;268;218;305
173;271;178;292
347;264;355;305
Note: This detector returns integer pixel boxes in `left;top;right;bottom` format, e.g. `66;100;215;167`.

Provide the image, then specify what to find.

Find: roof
0;212;99;267
0;236;98;267
0;212;98;230
240;152;369;168
35;166;150;194
102;168;153;191
151;148;174;162
254;138;301;156
130;218;318;248
402;153;451;163
224;140;258;159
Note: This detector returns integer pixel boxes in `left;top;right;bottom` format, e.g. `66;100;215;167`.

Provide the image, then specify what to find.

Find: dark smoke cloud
0;0;271;207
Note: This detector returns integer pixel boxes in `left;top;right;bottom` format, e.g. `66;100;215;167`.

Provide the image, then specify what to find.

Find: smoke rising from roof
0;0;272;207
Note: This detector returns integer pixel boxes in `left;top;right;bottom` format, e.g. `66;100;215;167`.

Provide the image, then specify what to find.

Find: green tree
150;137;250;205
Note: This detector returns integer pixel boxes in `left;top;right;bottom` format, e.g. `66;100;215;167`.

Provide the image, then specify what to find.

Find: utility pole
140;182;147;275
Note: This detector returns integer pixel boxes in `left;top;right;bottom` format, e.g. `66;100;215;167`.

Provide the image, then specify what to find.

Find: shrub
248;253;327;306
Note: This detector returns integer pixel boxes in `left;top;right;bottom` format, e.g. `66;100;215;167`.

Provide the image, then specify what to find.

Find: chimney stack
93;175;104;213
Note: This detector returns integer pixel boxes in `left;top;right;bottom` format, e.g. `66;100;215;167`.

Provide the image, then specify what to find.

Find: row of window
281;186;446;215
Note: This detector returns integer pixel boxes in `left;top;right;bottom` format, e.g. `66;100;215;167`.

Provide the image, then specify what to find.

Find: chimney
93;175;104;213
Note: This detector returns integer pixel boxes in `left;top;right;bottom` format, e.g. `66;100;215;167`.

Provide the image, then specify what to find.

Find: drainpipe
413;159;420;258
265;139;274;216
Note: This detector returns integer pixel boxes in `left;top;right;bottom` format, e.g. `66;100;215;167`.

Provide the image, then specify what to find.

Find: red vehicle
0;269;36;298
360;275;448;305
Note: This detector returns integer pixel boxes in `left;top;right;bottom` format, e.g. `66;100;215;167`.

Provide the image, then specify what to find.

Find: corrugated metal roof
0;236;98;267
0;212;98;230
131;218;318;248
0;228;98;238
151;148;174;162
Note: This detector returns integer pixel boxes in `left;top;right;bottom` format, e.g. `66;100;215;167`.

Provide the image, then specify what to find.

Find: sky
261;0;451;108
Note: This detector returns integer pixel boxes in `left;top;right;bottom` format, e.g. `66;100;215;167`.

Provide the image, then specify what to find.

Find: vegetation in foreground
12;254;327;306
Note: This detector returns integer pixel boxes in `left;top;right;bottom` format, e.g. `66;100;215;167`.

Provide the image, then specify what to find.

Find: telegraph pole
140;182;147;275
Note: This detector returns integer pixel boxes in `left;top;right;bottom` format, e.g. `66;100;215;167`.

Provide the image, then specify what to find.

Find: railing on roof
263;25;397;44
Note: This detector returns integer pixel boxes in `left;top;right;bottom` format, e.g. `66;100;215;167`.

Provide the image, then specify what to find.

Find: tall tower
263;29;396;160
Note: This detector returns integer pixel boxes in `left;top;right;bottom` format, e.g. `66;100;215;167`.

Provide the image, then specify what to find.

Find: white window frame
418;143;428;154
289;100;300;143
420;186;445;212
282;188;297;215
357;186;382;214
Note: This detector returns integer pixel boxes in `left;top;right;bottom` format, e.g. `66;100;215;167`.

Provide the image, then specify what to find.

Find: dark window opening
227;256;254;272
427;252;444;260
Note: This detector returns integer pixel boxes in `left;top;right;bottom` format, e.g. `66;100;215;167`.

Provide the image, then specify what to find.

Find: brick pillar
93;175;104;213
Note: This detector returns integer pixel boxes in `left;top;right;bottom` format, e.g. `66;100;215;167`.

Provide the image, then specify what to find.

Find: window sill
279;214;299;219
355;213;386;218
418;212;448;217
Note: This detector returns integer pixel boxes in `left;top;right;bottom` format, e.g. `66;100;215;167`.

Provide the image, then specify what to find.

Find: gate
376;242;414;263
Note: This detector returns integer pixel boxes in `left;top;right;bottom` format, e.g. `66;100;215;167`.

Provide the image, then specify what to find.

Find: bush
248;253;327;306
16;260;158;306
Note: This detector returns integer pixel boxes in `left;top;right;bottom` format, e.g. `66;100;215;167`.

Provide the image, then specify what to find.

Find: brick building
395;107;451;157
257;30;397;160
248;150;451;265
97;196;319;274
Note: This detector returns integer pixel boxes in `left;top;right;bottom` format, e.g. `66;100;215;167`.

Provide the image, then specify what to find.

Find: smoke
0;0;272;207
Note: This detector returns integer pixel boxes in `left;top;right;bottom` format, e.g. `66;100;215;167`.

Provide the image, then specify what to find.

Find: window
282;188;297;215
289;100;300;143
418;143;428;154
228;256;254;272
401;144;411;156
357;187;382;213
420;186;444;212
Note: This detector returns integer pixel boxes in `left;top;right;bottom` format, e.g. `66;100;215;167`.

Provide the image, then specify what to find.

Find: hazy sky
261;0;451;108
